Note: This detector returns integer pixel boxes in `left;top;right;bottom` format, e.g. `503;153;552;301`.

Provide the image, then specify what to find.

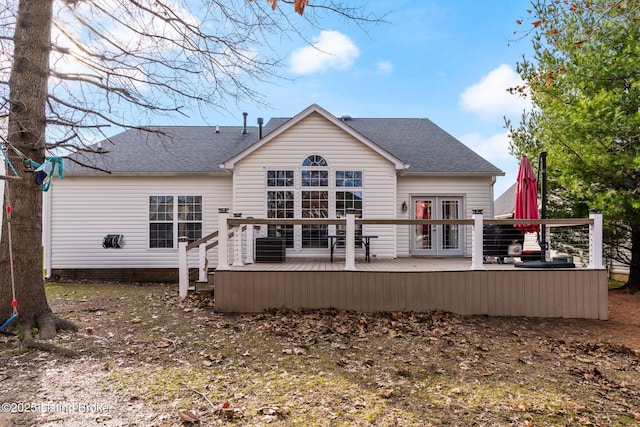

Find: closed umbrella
513;155;540;233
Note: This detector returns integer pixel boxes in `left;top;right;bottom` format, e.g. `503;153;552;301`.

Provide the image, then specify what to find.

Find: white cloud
460;130;520;197
459;64;532;121
289;30;359;75
377;61;394;75
459;131;513;162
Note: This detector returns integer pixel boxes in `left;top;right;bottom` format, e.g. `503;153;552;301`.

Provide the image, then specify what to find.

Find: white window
149;195;202;248
301;155;329;248
266;170;294;248
336;170;363;237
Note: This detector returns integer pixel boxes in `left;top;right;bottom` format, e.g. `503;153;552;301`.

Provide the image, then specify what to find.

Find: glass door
413;199;434;254
411;197;463;256
439;198;463;256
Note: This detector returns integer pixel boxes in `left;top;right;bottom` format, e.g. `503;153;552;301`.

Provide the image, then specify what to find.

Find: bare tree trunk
626;226;640;294
0;0;76;340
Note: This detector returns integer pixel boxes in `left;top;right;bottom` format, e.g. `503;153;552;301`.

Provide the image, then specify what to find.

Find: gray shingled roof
66;113;503;176
265;117;503;175
494;182;517;218
65;126;259;175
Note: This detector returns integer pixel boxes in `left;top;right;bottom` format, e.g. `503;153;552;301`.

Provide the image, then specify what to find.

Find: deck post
198;243;207;282
178;236;189;299
217;209;230;270
245;219;255;264
470;209;485;270
589;209;604;269
345;213;356;271
232;213;244;267
544;231;551;262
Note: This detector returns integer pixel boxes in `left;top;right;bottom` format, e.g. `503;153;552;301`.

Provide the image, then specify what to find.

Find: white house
47;104;504;281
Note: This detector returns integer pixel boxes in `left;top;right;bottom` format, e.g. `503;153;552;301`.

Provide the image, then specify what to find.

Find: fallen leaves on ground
0;283;638;427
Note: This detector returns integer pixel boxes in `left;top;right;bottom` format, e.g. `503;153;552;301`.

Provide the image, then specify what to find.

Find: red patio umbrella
513;155;540;233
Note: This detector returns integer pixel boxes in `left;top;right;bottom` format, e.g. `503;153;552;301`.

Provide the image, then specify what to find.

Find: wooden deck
214;257;608;319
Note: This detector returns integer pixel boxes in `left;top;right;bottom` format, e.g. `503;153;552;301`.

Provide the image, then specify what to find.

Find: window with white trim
149;195;202;248
266;170;294;248
301;155;328;248
336;170;363;238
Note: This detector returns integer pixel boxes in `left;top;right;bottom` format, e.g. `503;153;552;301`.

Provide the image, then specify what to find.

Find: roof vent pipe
215;125;220;133
242;112;248;135
257;117;264;140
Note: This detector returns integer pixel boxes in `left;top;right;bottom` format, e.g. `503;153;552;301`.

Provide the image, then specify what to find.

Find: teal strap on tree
2;140;64;191
34;156;64;192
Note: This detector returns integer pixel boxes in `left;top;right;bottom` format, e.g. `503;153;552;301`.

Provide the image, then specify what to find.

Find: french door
411;197;463;256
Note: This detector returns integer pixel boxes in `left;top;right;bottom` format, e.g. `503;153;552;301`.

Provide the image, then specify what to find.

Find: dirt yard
0;283;638;427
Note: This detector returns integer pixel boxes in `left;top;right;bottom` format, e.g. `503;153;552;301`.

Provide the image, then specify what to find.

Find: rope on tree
0;136;63;190
0;141;21;181
0;180;18;336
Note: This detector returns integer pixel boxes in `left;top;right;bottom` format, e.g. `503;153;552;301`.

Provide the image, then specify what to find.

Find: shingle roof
65;107;503;176
494;182;517;218
65;126;259;175
264;116;503;175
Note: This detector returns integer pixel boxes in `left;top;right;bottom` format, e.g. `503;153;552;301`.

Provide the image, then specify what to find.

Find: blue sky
3;1;536;197
173;0;537;198
66;0;533;198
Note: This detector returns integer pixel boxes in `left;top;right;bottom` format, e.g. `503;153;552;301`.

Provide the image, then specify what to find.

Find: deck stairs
191;269;215;295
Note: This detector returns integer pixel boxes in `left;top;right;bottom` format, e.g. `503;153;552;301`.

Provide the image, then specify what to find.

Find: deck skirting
215;269;608;319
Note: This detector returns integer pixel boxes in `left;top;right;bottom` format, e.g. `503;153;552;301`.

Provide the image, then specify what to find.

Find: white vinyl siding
49;175;231;269
396;175;495;257
232;112;398;259
47;112;499;270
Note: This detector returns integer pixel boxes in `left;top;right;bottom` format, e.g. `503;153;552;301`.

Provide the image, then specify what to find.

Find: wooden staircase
192;269;215;295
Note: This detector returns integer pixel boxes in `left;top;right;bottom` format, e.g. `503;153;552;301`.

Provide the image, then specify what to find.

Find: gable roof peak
220;103;409;171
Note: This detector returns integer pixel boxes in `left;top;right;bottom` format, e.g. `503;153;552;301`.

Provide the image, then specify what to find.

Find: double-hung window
149;195;202;248
335;170;363;239
266;170;294;248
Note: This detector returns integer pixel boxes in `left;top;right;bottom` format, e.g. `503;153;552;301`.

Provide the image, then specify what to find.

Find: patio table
328;235;378;262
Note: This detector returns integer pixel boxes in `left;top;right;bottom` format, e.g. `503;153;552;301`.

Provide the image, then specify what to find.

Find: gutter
400;171;506;177
64;171;230;177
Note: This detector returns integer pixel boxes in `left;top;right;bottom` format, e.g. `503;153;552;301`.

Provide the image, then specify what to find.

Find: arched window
301;155;328;248
302;155;327;167
301;155;329;187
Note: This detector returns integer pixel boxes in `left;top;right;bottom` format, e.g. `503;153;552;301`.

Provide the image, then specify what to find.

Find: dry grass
0;282;639;426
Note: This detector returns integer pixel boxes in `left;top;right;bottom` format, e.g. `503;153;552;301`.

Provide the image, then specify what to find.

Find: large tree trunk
0;0;76;340
626;226;640;294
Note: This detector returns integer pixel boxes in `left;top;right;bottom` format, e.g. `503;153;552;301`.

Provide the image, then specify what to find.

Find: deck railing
178;211;603;298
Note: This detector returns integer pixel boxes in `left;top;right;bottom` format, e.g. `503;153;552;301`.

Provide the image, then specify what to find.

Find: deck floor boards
225;257;588;272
